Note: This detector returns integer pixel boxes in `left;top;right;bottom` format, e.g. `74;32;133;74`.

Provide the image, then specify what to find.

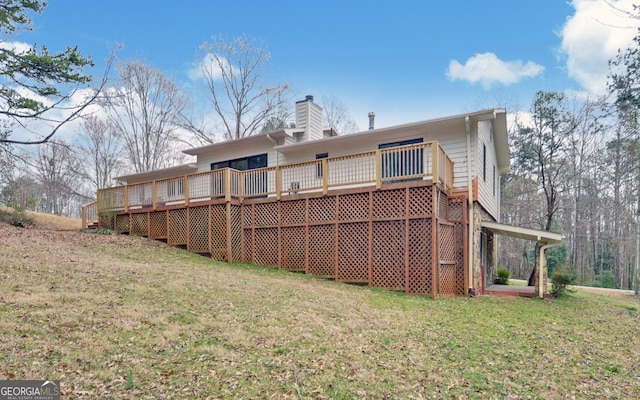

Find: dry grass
0;222;639;399
0;206;81;230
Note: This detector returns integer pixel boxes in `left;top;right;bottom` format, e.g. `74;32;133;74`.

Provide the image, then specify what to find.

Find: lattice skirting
103;186;469;297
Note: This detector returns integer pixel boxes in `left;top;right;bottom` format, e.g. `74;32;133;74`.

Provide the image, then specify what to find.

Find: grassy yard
0;222;639;399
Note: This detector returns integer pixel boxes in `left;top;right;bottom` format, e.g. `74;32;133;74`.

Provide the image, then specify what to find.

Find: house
84;95;563;298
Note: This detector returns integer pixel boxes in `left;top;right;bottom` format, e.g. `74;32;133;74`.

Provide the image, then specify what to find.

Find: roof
273;109;509;173
481;220;564;245
115;163;198;183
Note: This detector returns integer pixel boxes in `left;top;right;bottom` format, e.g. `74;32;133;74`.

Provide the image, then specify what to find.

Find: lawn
0;222;639;399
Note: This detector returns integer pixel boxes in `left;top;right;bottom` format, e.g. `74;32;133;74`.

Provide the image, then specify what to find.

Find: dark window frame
378;138;424;181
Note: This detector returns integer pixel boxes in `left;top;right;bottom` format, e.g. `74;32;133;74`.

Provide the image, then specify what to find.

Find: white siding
475;120;499;220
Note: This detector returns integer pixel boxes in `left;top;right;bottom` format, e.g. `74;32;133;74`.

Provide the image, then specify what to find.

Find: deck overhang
481;221;564;298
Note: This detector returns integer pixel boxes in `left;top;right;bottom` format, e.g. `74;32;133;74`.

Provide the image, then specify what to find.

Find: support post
432;144;439;185
276;168;282;200
322;159;329;195
224;169;231;202
184;176;190;206
375;150;382;189
152;180;157;210
124;186;129;213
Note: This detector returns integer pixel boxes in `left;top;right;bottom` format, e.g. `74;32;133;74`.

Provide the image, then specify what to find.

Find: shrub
495;268;510;285
551;268;576;298
11;210;33;227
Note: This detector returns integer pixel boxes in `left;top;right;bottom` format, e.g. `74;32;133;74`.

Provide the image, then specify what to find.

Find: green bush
495;268;510;285
11;210;32;227
551;269;576;298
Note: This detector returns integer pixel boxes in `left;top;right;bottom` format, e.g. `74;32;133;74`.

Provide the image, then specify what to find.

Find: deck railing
92;141;454;214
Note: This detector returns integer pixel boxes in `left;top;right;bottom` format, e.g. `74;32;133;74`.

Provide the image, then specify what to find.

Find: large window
211;153;268;197
211;153;268;171
379;138;424;181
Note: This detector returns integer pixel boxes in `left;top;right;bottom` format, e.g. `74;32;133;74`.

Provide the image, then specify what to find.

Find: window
211;153;268;197
379;138;424;181
211;153;268;172
482;143;487;182
316;153;328;178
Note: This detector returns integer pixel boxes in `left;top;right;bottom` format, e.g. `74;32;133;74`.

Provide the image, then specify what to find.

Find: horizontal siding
476;120;499;220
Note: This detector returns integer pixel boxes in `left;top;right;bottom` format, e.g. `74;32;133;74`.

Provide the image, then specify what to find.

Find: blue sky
17;0;640;132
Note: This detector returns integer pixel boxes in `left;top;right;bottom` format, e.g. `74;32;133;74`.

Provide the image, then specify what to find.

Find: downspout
466;116;474;294
538;241;562;298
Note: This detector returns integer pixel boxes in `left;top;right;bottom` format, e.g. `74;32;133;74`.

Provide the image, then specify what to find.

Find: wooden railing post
184;175;190;206
81;205;87;228
152;180;157;210
432;144;439;185
124;186;129;213
224;168;231;202
375;150;382;189
322;159;329;195
276;167;282;200
239;171;245;202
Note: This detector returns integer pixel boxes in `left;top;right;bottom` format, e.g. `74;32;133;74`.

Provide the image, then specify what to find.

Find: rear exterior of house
85;96;510;298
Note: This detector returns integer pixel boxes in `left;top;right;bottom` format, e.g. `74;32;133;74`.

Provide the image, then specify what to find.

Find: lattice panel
448;195;465;221
408;218;432;295
281;200;306;225
99;214;115;230
149;211;167;239
242;204;253;227
409;186;433;217
115;214;130;233
440;264;457;296
230;205;242;262
254;228;278;266
168;209;187;246
372;189;405;219
210;204;227;261
337;223;368;282
309;224;335;278
255;202;278;227
130;213;148;236
308;196;336;223
439;224;456;264
371;221;405;290
280;226;306;271
438;190;448;220
455;221;466;296
337;192;369;221
243;228;253;262
188;206;209;253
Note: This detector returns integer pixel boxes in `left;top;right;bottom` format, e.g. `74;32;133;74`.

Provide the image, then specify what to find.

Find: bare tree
35;141;84;216
322;95;359;134
77;115;123;191
102;59;188;173
192;35;290;141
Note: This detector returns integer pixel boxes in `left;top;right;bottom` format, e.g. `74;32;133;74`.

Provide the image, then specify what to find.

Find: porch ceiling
481;221;564;245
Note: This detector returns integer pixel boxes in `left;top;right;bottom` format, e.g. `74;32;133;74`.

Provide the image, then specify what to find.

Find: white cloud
447;53;544;89
560;0;638;95
187;53;226;81
0;40;32;54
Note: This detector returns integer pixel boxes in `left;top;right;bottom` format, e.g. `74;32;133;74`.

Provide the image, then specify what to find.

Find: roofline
275;108;507;152
115;163;198;182
481;220;564;245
